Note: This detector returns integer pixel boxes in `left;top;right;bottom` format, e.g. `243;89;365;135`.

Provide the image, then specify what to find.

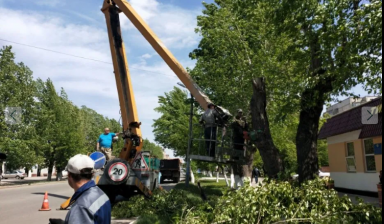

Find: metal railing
189;124;247;165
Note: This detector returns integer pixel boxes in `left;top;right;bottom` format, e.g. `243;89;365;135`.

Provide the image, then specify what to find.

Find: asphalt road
0;181;73;224
0;181;178;224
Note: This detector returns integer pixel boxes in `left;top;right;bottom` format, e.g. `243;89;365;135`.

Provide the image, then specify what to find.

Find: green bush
112;188;214;223
184;179;382;224
113;180;382;224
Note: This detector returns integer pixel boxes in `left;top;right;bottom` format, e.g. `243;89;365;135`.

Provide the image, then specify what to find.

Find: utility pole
186;92;194;186
178;83;194;186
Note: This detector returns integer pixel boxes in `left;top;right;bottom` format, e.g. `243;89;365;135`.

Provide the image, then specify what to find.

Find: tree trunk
56;167;62;181
296;80;333;183
297;25;335;183
250;78;283;178
37;167;41;177
230;167;235;188
220;166;230;187
191;169;195;184
0;161;3;176
25;167;29;177
242;148;255;180
47;163;54;181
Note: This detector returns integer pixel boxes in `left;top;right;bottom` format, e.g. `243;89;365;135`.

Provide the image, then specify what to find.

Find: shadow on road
0;180;45;186
32;192;70;200
161;181;177;192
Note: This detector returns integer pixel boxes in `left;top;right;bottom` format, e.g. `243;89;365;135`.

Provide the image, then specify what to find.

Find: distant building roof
319;98;382;140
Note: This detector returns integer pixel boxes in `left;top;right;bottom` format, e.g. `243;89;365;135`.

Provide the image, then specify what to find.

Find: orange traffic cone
39;192;51;211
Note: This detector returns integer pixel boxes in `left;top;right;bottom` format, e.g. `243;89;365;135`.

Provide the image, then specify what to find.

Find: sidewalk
0;176;66;189
112;218;137;224
338;192;381;207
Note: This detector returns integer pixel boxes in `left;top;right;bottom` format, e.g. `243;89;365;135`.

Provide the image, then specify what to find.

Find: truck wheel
104;159;130;185
173;177;180;184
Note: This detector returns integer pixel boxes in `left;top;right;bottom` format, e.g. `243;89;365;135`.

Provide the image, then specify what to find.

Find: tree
190;0;382;182
250;78;283;178
0;46;44;172
1;45;140;179
142;139;164;159
270;0;382;182
35;80;86;180
153;87;200;157
190;0;291;178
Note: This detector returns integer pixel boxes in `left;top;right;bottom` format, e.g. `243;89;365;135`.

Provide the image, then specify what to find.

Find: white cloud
120;0;201;49
0;7;187;144
141;53;153;59
34;0;64;7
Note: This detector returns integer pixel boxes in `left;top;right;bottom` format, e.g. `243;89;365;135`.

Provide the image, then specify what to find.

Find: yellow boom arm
101;0;228;162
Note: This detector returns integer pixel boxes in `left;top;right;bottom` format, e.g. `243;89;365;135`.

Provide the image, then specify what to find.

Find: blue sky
0;0;373;158
0;0;218;157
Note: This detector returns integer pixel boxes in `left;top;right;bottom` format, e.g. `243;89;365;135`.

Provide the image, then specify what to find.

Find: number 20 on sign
108;162;128;182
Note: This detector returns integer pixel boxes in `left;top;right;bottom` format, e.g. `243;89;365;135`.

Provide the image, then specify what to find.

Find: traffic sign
131;153;149;171
90;152;106;170
108;162;128;182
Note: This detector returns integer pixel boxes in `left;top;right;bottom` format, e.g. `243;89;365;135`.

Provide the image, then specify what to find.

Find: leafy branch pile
113;180;382;224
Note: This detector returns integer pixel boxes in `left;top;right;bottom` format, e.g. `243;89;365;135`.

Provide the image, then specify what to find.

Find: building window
352;102;362;107
364;139;376;172
346;142;356;172
333;108;339;115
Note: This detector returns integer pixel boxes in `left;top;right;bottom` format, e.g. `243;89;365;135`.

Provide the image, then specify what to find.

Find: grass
174;180;228;198
112;180;229;224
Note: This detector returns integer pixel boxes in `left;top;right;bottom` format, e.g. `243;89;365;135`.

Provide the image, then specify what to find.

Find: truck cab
160;159;181;183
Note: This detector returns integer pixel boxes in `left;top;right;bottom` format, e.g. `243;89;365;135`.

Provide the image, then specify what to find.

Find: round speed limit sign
108;162;128;182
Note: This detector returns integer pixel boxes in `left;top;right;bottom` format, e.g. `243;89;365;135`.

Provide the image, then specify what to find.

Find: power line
0;38;112;64
0;38;176;78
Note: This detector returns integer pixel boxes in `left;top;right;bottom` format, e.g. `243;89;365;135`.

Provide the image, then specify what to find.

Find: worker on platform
49;154;111;224
200;103;219;157
97;128;121;162
231;109;248;150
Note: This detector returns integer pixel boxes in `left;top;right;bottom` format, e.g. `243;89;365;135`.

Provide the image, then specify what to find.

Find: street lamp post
178;83;193;187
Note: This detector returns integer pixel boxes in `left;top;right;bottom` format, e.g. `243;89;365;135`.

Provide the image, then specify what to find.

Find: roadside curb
0;180;66;190
112;218;138;224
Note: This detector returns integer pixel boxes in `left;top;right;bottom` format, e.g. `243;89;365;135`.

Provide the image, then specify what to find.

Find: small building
319;98;382;193
326;96;378;117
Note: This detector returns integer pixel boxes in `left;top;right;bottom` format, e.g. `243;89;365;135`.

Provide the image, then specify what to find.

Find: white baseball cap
66;154;95;174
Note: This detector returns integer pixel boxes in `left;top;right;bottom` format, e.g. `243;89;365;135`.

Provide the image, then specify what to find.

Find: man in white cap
49;154;111;224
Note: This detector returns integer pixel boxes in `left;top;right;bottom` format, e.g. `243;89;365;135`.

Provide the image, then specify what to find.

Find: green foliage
270;114;300;173
113;179;382;224
112;189;206;223
153;87;200;157
0;46;44;170
190;179;382;224
112;180;226;223
174;180;227;197
142;139;164;159
318;114;331;167
0;46;125;178
189;0;380;180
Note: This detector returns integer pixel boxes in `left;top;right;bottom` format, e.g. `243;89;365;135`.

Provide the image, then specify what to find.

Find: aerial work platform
189;125;248;165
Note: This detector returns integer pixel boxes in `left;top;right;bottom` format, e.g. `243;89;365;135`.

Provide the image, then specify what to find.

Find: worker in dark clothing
252;167;261;185
231;109;248;150
49;154;111;224
200;103;219;157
